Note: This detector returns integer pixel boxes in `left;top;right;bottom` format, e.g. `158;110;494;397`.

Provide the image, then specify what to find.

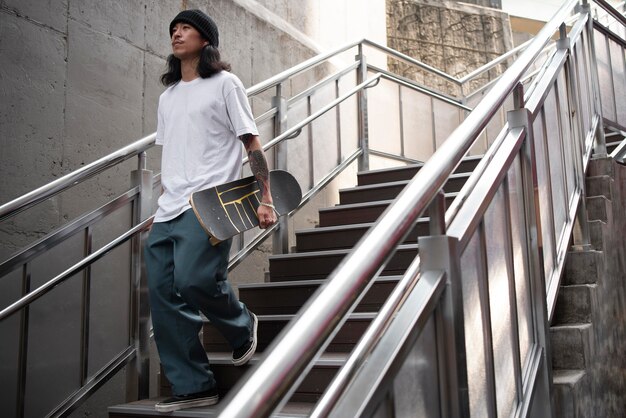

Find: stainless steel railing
0;29;532;417
217;0;626;416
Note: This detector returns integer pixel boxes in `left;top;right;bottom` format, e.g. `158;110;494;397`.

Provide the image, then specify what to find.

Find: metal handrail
217;1;582;416
0;134;155;222
0;216;153;321
595;0;626;25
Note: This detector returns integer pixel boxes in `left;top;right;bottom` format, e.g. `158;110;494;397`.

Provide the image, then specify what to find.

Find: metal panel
392;316;441;418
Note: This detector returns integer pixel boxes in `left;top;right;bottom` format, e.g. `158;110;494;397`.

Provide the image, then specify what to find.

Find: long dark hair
160;45;231;86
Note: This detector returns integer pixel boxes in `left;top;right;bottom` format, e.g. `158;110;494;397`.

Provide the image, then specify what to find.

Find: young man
144;9;277;413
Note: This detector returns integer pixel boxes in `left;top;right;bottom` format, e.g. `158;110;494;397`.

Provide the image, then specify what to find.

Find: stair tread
340;172;470;193
238;275;402;289
204;311;377;324
355;155;481;178
551;323;593;330
206;352;348;367
296;220;428;236
108;399;313;417
269;243;418;260
552;369;586;385
321;193;457;211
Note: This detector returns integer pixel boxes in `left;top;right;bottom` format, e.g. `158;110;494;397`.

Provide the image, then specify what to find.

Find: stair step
295;221;430;252
319;194;456;227
552;284;596;325
586;195;611;222
109;400;312;418
550;323;594;370
239;276;400;315
585;175;613;199
339;173;469;205
159;353;346;404
268;244;418;281
553;369;592;418
564;250;603;285
203;312;376;352
357;155;481;186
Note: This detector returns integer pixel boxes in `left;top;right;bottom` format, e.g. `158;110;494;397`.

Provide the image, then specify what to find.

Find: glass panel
368;77;402;156
543;88;567;245
338;71;359;158
433;100;462;150
461;231;488;417
310;83;340;183
285;97;312;189
532;111;555;282
593;30;615;121
392;315;441;418
574;41;591;137
24;276;82;418
25;237;83;417
556;72;576;208
609;40;626;124
484;185;516;416
400;86;434;162
88;243;131;375
507;156;533;370
0;268;22;418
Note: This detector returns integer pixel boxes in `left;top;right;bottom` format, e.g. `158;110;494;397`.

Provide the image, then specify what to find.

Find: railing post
418;191;469;418
130;152;153;400
356;43;370;171
507;83;555;417
582;0;608;155
272;83;289;254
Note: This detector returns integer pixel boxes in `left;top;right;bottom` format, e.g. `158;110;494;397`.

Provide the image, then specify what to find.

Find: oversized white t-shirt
154;71;259;222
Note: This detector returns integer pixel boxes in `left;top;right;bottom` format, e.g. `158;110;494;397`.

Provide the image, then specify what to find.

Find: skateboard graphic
190;170;302;245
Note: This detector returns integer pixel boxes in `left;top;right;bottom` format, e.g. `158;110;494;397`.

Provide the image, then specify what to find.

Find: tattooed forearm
249;149;271;199
240;134;273;202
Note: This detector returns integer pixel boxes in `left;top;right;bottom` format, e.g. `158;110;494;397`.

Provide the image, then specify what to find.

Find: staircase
108;157;482;417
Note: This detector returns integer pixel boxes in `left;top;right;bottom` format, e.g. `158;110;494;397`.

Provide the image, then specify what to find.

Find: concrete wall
386;0;514;95
0;1;385;417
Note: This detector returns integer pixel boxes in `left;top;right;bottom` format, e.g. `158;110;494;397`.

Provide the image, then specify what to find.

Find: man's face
171;22;208;59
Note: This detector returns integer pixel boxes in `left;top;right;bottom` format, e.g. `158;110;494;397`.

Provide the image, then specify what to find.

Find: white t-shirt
154;71;259;222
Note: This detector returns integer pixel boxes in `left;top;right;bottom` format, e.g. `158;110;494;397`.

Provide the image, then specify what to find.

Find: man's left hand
258;204;277;229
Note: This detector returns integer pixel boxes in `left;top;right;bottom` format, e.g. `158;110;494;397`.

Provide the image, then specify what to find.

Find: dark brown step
606;139;623;154
340;173;469;205
239;276;400;315
158;353;346;404
295;221;430;252
357;155;481;186
319;194;456;227
269;244;418;281
203;312;376;353
109;400;313;418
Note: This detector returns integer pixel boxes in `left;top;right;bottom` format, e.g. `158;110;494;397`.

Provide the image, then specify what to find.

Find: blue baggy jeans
144;209;252;395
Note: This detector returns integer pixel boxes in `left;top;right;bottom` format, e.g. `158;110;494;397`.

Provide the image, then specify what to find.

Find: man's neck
180;56;200;82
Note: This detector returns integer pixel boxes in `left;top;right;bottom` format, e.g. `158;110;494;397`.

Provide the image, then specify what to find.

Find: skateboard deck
190;170;302;245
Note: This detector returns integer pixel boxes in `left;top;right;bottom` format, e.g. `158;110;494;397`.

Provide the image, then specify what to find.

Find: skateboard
190;170;302;245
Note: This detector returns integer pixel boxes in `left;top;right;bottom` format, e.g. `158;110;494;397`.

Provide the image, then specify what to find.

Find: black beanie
169;9;219;48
